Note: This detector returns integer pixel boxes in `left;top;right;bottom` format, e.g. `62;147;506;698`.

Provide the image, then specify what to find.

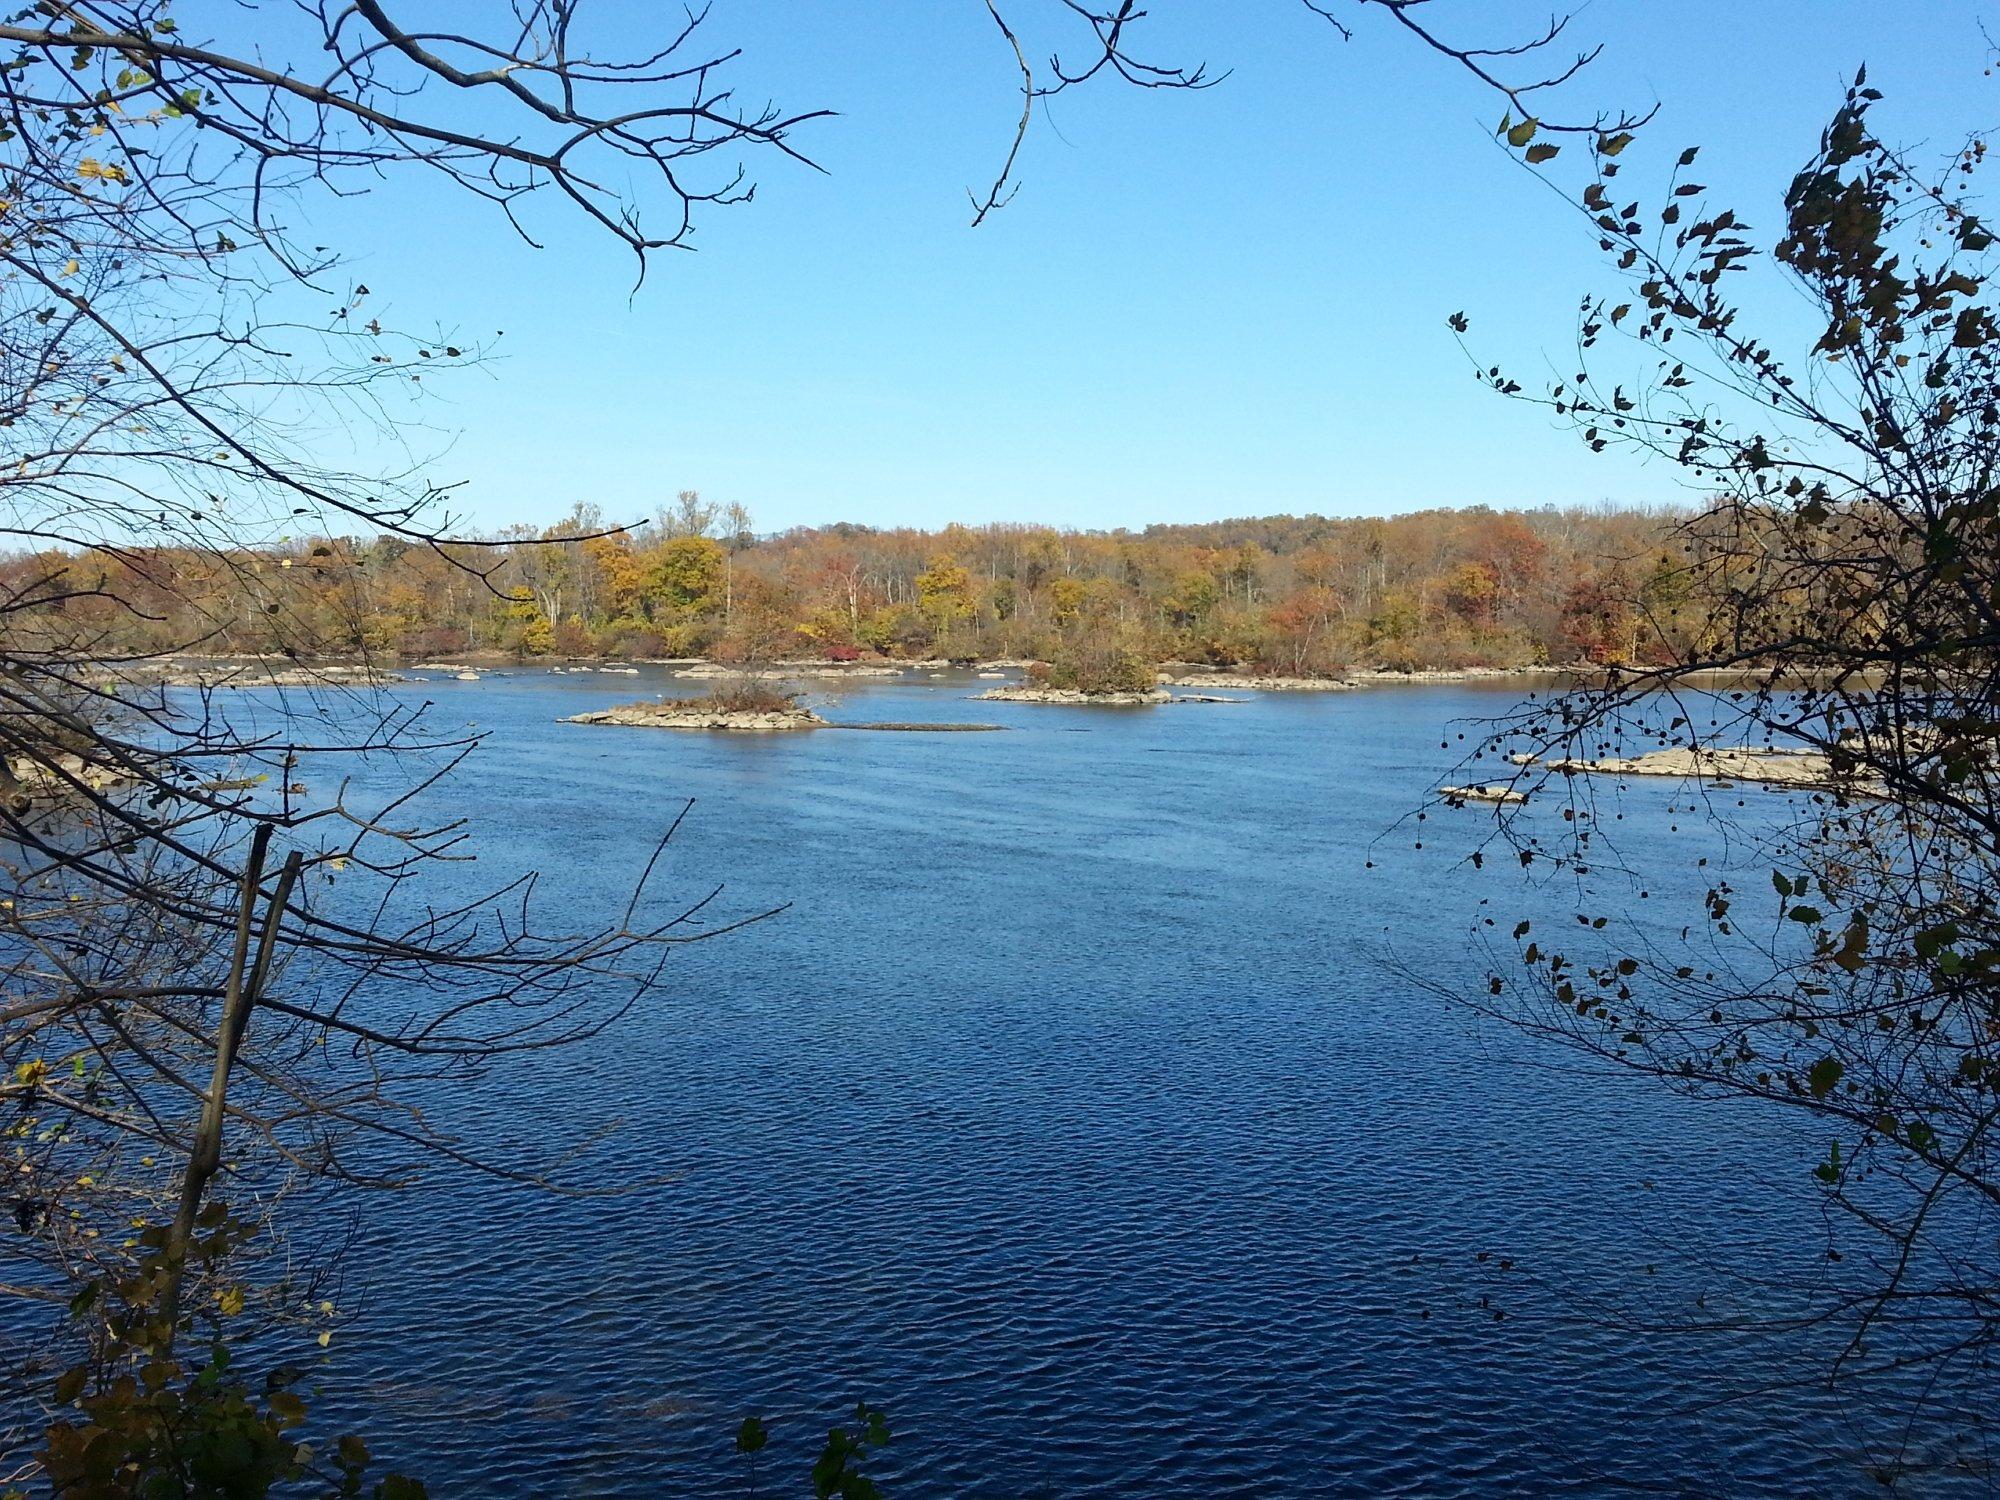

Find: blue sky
317;2;1995;535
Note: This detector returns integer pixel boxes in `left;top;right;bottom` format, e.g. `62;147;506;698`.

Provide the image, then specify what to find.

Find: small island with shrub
565;679;825;732
564;677;1010;733
976;641;1172;705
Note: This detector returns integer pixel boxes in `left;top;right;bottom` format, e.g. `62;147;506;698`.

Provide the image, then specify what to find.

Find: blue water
272;670;1921;1495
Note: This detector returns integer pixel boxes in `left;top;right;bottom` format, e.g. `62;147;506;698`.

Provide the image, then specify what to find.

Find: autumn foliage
10;503;1698;675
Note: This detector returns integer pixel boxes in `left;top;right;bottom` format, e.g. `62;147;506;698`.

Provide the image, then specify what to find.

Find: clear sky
314;2;1995;536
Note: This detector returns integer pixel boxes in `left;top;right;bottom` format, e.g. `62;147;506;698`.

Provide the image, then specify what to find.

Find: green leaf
1507;118;1539;148
1808;1056;1843;1099
1914;922;1961;959
734;1416;769;1456
1525;143;1560;165
1788;906;1823;924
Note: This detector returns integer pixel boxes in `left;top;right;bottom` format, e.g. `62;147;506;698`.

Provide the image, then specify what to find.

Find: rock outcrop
975;686;1173;706
1348;666;1565;686
1514;745;1877;794
4;753;135;807
1439;783;1529;806
1163;665;1574;693
565;703;825;732
141;660;407;688
1162;674;1354;693
671;661;903;680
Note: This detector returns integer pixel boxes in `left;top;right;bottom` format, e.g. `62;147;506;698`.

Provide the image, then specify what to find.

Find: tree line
9;496;1707;675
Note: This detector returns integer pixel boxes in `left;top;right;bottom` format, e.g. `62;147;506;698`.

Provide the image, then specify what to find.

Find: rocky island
671;659;905;681
566;698;825;732
1439;782;1529;805
1162;665;1577;693
974;649;1189;705
975;684;1173;706
1161;673;1353;693
565;681;1008;733
1513;745;1878;794
564;679;824;732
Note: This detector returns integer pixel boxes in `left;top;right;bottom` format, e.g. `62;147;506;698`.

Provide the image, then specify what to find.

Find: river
277;667;1915;1495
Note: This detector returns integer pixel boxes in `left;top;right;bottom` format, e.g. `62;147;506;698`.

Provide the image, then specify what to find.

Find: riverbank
99;653;1615;695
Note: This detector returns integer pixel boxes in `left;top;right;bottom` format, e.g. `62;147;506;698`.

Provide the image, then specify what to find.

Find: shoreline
86;655;1847;697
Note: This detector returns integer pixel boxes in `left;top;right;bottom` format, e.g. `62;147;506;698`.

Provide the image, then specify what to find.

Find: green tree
646;536;727;618
1162;570;1221;630
915;553;975;643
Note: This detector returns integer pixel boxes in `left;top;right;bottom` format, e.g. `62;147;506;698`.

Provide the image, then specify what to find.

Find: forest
9;496;1699;676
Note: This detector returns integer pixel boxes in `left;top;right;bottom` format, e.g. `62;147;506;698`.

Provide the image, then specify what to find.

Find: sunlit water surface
193;671;1974;1494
